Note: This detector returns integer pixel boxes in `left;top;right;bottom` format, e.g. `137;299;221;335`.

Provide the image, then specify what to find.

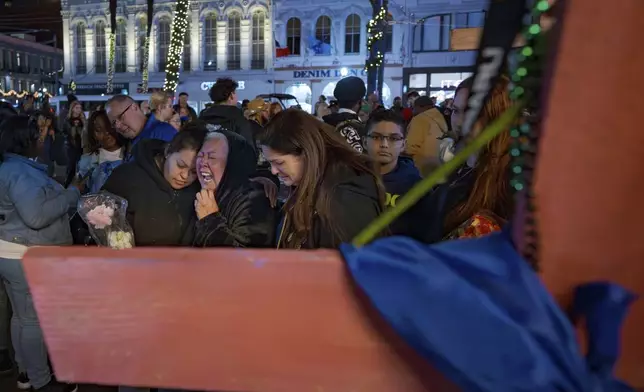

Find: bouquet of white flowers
78;192;135;249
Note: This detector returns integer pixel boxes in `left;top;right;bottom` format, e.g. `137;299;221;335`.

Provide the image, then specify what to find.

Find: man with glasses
363;109;427;241
106;95;177;161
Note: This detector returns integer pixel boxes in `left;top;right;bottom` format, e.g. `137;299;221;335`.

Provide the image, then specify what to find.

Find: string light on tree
365;5;389;71
106;33;116;94
141;37;151;93
163;0;190;94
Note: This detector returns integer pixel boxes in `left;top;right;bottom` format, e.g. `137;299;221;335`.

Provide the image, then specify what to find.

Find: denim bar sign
293;68;368;79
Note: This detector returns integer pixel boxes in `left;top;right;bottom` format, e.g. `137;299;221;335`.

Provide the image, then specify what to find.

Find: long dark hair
444;76;514;234
86;110;126;154
261;108;384;247
0;115;40;160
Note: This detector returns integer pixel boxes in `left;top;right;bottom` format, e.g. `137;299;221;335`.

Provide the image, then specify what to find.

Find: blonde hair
149;91;170;112
67;100;86;121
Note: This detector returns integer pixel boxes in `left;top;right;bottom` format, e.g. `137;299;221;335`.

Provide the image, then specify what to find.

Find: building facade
0;33;63;98
60;0;487;112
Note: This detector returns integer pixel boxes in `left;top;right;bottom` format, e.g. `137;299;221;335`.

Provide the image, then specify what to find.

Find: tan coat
405;107;448;174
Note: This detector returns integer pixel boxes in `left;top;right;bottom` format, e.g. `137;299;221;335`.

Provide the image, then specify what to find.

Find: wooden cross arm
23;246;456;392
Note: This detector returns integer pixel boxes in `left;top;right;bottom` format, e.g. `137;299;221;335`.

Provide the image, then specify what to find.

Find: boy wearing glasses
363;109;427;241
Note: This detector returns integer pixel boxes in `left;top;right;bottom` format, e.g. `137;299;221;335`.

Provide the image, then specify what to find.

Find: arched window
227;12;241;70
385;17;393;53
75;22;87;74
157;17;171;71
286;18;301;56
251;10;265;69
203;13;217;71
344;14;360;54
115;19;127;73
95;20;107;73
315;15;331;47
314;16;331;56
413;14;451;52
183;20;191;71
136;16;147;72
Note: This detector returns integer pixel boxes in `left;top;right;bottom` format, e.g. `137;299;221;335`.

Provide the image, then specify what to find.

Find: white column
61;12;72;78
85;27;95;73
301;21;311;57
360;17;368;57
216;19;226;71
69;29;76;75
332;20;340;56
240;17;251;70
127;13;137;73
263;13;273;69
190;6;200;71
149;24;157;73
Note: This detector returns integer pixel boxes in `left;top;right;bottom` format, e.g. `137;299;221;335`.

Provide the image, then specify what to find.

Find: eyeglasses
366;134;405;143
111;103;134;127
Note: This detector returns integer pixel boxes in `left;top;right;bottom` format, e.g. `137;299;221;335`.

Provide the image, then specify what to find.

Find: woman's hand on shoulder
250;176;278;208
195;189;220;220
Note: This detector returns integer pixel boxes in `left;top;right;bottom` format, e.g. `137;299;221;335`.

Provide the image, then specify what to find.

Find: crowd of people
0;74;513;391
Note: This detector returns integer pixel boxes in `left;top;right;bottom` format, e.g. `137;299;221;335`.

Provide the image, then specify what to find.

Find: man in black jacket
199;78;256;156
193;127;277;247
322;76;366;153
173;92;198;122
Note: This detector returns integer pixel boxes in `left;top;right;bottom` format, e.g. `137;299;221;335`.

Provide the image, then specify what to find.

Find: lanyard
460;0;528;139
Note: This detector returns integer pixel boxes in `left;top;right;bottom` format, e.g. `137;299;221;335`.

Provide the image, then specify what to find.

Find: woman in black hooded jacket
193;124;277;247
102;128;206;246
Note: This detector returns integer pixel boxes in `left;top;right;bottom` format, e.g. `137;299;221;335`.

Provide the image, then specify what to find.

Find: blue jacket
382;156;428;241
126;115;177;162
77;152;123;194
0;153;80;246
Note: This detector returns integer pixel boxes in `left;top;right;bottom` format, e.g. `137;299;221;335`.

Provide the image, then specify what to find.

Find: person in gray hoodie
0;115;81;392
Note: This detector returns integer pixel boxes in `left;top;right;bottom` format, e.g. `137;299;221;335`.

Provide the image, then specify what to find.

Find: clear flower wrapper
78;192;135;249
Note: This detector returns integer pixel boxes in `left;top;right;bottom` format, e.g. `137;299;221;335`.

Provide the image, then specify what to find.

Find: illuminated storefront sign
292;68;367;79
201;81;246;91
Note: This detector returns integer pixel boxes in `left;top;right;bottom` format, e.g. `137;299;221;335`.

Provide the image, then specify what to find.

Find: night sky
0;0;63;48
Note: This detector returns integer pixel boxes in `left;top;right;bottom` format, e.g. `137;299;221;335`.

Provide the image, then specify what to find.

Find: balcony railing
227;60;241;71
250;59;264;70
203;61;217;71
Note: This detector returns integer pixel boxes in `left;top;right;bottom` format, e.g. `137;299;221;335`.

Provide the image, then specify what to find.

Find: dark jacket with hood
279;165;382;249
381;156;428;241
173;103;198;122
194;130;277;247
421;165;477;244
102;139;199;246
37;128;69;184
322;111;365;153
199;105;256;156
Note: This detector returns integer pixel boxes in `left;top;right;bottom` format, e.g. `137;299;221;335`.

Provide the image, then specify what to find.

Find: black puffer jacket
194;130;277;247
102;139;199;246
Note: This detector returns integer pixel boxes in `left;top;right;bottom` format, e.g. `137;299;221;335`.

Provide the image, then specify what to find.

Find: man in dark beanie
322;76;366;153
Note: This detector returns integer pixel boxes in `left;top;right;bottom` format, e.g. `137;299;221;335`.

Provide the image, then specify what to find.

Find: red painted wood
23;247;457;392
533;0;644;387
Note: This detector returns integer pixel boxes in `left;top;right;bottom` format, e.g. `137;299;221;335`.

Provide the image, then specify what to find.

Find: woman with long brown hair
422;76;514;243
63;100;86;185
260;109;384;249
